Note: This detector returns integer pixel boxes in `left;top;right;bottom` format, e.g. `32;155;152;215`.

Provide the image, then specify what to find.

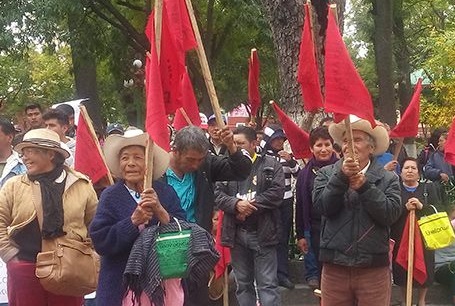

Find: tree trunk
371;0;396;126
67;12;103;131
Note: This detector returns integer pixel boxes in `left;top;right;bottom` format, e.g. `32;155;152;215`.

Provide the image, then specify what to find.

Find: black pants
183;273;210;306
435;263;455;297
277;197;293;281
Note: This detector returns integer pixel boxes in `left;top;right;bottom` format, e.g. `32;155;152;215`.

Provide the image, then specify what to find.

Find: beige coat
0;167;98;262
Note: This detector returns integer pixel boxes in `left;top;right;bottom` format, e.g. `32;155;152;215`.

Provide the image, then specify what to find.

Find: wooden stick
344;117;356;160
393;138;404;161
154;0;163;60
184;0;224;128
143;136;154;190
222;268;229;306
79;105;114;185
249;48;258;124
179;107;193;125
406;210;416;306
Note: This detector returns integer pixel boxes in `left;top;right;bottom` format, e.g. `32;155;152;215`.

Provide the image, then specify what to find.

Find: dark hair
428;127;447;148
233;126;257;142
51;151;66;167
400;156;421;175
55;104;75;118
24;103;42;113
173;126;210;153
42;109;69;126
0;117;15;136
309;126;333;147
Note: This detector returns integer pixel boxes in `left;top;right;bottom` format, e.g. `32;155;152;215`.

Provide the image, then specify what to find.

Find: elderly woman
0;128;98;306
90;128;186;306
391;157;442;306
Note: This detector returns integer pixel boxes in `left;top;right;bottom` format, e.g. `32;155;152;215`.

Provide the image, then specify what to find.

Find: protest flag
271;101;311;159
297;3;323;112
445;116;455;166
248;48;261;118
74;105;113;185
324;7;376;128
390;78;423;138
173;70;202;130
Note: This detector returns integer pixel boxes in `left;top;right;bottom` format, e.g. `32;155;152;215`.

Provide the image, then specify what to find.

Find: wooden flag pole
406;210;416;306
143;136;154;191
179;107;193;125
249;48;257;125
222;268;229;306
154;0;163;59
184;0;225;128
79;105;114;185
393;138;405;161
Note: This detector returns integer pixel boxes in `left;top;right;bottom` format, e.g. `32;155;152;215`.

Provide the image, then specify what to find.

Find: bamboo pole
406;210;416;306
154;0;163;59
179;107;193;125
79;105;114;185
184;0;225;128
143;136;154;191
222;268;229;306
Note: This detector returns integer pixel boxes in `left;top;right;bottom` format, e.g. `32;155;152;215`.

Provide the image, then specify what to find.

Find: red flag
214;210;231;279
396;213;427;285
390;78;423;138
445;116;455;166
164;0;197;51
324;8;376;128
271;102;311;159
145;14;171;151
297;3;323;112
74;109;109;184
248;49;261;117
173;70;202;130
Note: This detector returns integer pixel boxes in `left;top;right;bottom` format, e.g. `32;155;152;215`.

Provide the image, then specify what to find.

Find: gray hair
365;133;376;149
173;126;210;153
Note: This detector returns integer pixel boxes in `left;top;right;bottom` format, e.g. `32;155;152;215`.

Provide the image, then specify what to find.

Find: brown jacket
0;167;98;262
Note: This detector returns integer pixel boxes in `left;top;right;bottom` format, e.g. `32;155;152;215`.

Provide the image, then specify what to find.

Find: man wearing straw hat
313;116;402;306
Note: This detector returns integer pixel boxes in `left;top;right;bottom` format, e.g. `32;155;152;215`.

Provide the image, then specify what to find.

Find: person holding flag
313;117;402;305
392;157;441;306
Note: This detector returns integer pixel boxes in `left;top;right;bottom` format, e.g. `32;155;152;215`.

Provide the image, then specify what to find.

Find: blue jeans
303;230;320;281
231;228;280;306
277;198;293;281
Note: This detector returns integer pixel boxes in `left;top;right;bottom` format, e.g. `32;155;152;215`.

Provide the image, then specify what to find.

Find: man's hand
297;238;309;254
349;173;367;190
218;126;236;154
384;160;398;172
278;150;293;162
342;157;360;177
441;173;450;183
235;200;257;217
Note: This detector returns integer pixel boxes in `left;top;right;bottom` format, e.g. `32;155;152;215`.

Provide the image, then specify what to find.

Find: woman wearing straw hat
0;128;98;306
90;128;186;306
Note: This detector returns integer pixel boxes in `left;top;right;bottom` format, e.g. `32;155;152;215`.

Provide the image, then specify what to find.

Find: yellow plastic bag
418;206;455;250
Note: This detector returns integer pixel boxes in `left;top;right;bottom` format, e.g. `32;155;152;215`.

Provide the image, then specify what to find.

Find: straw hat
14;128;70;159
103;128;169;180
328;115;389;156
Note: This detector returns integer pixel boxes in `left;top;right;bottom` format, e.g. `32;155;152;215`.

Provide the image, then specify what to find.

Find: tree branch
116;0;145;12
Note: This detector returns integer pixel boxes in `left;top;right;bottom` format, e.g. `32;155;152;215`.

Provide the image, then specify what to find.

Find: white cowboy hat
14;128;70;159
328;115;389;156
103;127;170;180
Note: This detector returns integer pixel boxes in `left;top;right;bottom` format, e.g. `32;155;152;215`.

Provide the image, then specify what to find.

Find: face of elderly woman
120;145;145;189
401;160;420;185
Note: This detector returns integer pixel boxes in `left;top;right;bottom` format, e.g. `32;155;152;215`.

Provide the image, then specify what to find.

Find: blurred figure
207;115;228;156
0;117;26;188
55;104;76;138
106;123;125;136
418;127;447;170
13;103;45;145
424;132;453;184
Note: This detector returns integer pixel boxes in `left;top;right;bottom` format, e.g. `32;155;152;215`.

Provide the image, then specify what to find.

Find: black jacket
313;158;402;267
215;154;285;247
163;149;252;232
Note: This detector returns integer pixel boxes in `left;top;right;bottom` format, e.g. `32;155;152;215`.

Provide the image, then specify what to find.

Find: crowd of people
0;103;455;306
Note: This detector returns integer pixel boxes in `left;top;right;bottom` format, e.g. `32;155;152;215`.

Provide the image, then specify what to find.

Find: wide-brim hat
14;128;71;159
103;128;169;180
328;115;389;156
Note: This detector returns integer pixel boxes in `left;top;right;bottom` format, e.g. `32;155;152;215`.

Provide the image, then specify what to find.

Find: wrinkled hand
349;173;367;190
278;150;292;162
235;200;257;217
384;160;398;172
405;197;423;210
441;173;450;183
131;188;162;226
218;126;236;153
297;238;309;254
342;157;360;177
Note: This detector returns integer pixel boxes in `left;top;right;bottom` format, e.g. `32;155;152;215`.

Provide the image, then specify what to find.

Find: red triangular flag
248;49;261;117
297;3;323;112
390;78;423;138
144;13;171;151
214;210;231;279
74;109;109;184
164;0;197;51
445;116;455;166
271;102;311;159
396;213;427;285
324;8;376;128
173;70;202;130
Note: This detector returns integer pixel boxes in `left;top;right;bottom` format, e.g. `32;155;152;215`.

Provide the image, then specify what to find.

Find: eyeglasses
19;147;46;158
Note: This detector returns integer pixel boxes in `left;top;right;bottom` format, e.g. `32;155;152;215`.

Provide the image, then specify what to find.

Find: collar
359;160;371;175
